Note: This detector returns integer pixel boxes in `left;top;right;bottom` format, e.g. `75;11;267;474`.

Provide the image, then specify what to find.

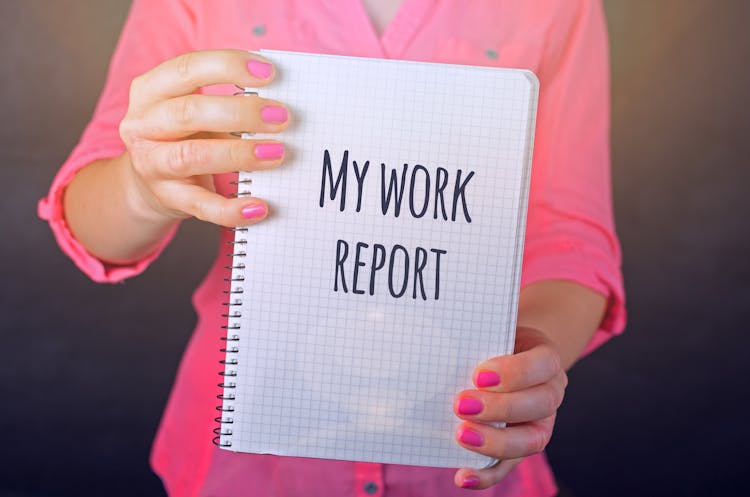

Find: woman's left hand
452;326;568;490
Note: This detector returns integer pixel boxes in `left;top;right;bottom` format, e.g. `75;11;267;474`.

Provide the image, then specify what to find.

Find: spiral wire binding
213;86;258;448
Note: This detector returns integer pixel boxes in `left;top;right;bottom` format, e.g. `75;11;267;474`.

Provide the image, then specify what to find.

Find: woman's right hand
118;49;290;227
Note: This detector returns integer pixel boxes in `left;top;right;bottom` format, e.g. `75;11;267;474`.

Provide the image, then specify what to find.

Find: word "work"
319;149;477;301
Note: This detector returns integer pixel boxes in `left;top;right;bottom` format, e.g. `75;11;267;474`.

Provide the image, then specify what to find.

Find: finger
454;373;566;423
148;139;285;179
472;341;562;393
130;50;275;109
161;182;269;227
140;95;290;140
454;416;555;460
454;458;524;490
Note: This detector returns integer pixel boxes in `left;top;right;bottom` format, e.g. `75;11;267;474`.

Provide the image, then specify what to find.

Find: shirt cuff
38;142;178;284
520;238;627;357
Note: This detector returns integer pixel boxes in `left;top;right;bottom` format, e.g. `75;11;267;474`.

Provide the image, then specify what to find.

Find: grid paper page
220;50;538;469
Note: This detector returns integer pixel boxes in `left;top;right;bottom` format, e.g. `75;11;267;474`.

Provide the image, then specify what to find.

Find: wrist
517;281;607;370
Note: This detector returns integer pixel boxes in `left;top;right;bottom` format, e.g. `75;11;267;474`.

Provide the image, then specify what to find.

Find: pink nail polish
458;428;484;447
461;476;480;488
476;370;500;388
260;106;288;123
457;397;483;415
247;59;272;79
254;143;284;160
241;203;266;219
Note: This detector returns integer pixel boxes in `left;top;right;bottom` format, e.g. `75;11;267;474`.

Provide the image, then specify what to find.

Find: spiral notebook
216;49;538;469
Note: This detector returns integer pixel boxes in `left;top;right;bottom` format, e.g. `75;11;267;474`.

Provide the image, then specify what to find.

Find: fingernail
260;106;288;123
241;203;266;219
458;427;484;447
476;370;500;388
461;476;480;488
457;397;483;415
254;143;284;160
247;59;272;79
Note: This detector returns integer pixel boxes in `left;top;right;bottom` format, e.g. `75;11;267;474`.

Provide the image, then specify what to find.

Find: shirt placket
322;0;436;59
354;461;384;497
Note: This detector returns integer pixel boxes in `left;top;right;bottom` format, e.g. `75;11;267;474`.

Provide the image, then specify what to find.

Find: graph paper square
219;50;538;469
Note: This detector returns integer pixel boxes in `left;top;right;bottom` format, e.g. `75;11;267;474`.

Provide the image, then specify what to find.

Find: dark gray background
1;1;748;496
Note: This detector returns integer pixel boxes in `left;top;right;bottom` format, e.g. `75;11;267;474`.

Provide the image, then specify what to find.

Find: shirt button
363;481;379;494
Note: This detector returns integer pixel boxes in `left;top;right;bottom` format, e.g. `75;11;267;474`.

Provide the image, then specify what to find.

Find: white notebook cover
218;49;538;469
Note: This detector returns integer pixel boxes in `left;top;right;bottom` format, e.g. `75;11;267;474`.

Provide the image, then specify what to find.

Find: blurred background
1;1;748;496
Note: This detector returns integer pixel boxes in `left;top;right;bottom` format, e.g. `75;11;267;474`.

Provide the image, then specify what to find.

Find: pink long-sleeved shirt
38;1;626;496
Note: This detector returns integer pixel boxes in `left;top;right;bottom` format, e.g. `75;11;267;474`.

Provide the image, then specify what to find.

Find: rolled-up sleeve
37;0;195;283
520;0;626;355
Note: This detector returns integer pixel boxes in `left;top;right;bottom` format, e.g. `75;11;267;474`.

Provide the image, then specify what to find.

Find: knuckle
543;388;559;415
555;391;564;411
560;370;569;389
529;428;551;454
228;141;245;168
128;143;155;179
540;345;562;377
218;201;237;227
118;116;137;144
166;144;187;176
553;384;565;410
177;141;196;173
231;98;249;128
169;141;200;176
191;197;210;222
175;52;196;83
172;96;196;128
551;351;563;375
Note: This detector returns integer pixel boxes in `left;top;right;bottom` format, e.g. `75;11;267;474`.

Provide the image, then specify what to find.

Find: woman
39;1;625;495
